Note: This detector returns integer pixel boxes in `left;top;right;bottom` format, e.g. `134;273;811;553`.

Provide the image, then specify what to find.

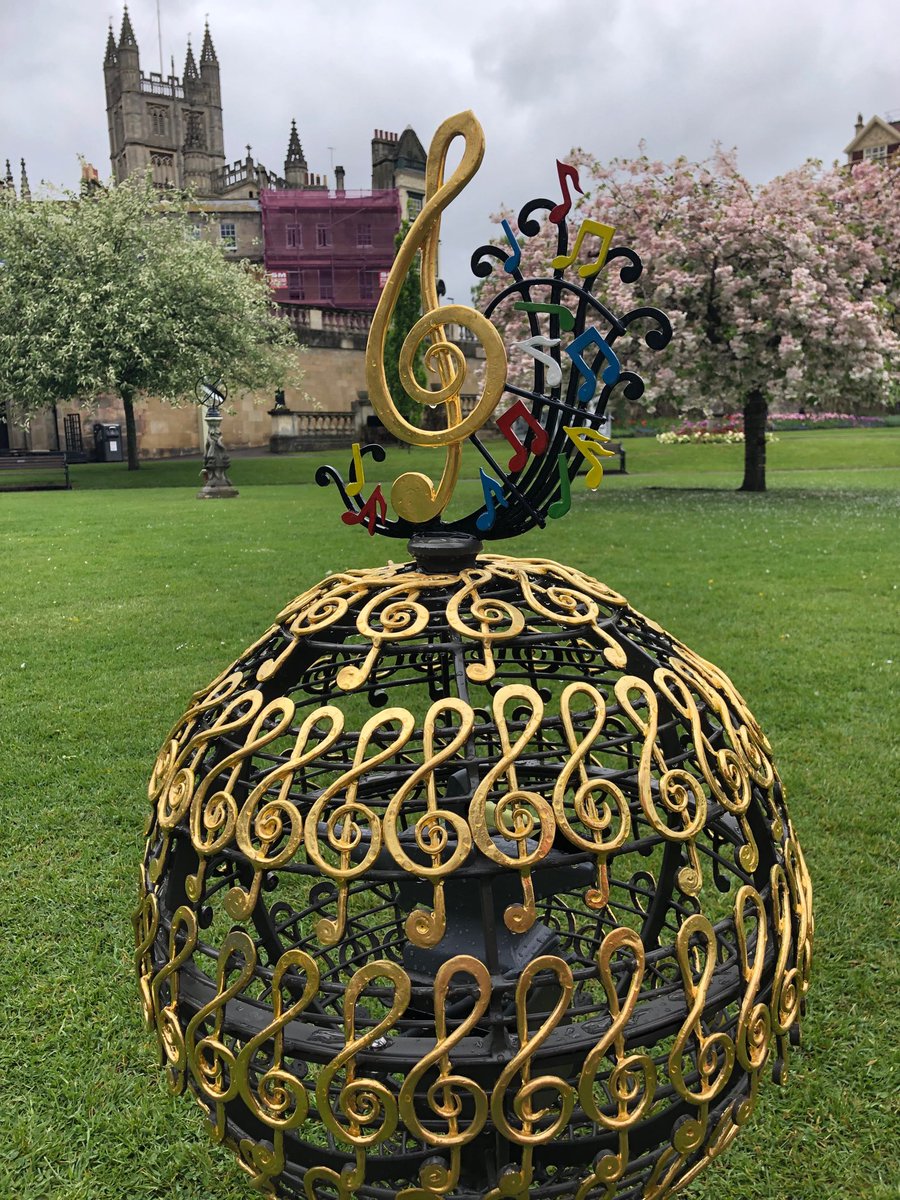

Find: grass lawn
1;428;897;1199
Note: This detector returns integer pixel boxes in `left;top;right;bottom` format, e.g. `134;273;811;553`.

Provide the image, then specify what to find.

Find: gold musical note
563;425;616;489
468;685;555;932
552;218;615;278
366;112;508;523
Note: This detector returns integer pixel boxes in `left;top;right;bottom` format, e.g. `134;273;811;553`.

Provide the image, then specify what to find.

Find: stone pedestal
197;408;238;498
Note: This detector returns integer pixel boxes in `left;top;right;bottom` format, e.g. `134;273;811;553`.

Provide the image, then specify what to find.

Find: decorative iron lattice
137;112;812;1200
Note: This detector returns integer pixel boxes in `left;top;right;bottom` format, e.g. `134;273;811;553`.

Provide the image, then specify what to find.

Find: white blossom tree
0;173;298;469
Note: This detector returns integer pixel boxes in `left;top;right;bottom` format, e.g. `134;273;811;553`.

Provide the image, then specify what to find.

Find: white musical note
511;335;562;389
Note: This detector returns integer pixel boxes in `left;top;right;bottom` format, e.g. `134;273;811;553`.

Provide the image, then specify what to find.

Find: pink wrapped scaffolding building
261;187;401;311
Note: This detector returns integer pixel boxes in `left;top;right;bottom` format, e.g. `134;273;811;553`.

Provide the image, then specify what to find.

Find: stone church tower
104;7;225;192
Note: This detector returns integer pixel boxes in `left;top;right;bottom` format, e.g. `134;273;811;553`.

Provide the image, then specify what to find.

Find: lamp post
195;379;238;499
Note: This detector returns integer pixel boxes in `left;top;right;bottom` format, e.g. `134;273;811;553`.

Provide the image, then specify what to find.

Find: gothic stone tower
104;7;225;194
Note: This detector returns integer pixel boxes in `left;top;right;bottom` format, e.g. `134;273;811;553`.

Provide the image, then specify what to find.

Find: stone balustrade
269;408;358;453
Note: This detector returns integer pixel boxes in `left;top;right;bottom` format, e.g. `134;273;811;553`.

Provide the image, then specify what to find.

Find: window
286;224;302;248
407;192;424;217
319;269;334;300
148;106;169;136
219;222;237;250
359;269;378;300
185;109;207;149
288;271;304;300
150;152;174;188
863;144;888;161
356;222;372;247
316;223;332;248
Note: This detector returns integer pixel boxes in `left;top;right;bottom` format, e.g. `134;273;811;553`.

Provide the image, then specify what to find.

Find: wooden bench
575;440;627;476
0;451;71;492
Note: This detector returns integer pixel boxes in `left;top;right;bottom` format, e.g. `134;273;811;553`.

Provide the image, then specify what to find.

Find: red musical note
341;485;387;535
496;400;550;473
549;160;584;225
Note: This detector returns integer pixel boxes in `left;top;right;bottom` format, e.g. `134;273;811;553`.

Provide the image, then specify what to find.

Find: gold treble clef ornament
366;110;508;524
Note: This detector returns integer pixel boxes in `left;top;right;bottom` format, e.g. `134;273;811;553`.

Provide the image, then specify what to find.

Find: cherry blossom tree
481;151;899;491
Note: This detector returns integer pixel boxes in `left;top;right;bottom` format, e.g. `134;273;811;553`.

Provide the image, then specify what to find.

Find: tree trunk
739;389;767;492
121;386;139;471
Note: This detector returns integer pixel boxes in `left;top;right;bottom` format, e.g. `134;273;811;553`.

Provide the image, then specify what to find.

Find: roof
845;114;900;155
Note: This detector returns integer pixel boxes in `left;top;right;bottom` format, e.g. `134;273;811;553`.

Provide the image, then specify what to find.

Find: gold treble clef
366;111;508;523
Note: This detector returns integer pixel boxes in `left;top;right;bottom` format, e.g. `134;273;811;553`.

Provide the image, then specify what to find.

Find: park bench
0;451;71;492
602;440;627;473
574;440;627;475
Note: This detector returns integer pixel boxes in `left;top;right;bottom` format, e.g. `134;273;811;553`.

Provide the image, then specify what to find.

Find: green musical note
513;302;575;332
548;454;571;520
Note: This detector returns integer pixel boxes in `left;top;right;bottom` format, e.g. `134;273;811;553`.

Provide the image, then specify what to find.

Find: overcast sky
1;0;898;300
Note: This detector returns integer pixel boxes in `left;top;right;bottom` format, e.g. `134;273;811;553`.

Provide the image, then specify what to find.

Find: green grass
1;428;898;1199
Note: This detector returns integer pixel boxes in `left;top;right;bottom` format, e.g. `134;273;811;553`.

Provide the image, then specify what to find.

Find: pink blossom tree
481;151;899;491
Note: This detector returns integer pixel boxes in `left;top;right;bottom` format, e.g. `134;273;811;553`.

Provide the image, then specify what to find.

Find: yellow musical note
563;425;615;489
346;442;365;497
552;219;615;278
365;112;508;524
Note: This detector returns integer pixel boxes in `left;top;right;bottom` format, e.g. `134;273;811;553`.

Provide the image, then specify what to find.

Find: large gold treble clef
366;111;508;524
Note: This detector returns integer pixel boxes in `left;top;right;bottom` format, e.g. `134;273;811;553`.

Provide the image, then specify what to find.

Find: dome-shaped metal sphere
136;550;812;1200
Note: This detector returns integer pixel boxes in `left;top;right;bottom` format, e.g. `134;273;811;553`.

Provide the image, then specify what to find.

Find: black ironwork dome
136;546;812;1200
136;108;812;1200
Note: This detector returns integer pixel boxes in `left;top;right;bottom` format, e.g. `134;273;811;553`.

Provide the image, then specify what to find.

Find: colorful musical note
563;425;615;489
346;442;365;497
513;301;575;332
552;218;615;278
475;470;509;532
500;219;521;274
548;455;571;519
564;327;621;404
341;485;387;536
549;160;584;225
496;400;550;472
511;335;562;390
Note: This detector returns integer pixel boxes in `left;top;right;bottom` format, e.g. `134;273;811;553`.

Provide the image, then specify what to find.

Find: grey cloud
2;0;899;300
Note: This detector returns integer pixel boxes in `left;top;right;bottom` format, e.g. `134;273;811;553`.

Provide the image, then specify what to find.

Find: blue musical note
501;219;521;274
475;469;509;532
564;327;621;405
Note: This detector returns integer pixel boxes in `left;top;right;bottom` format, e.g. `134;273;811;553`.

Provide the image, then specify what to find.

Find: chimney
335;164;345;194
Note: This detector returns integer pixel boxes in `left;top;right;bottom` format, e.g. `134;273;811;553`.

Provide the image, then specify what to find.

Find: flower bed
655;409;890;443
768;412;887;430
656;414;776;445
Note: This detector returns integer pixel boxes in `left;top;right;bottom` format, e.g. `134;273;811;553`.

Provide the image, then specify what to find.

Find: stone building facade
6;8;436;459
845;110;900;164
98;8;432;459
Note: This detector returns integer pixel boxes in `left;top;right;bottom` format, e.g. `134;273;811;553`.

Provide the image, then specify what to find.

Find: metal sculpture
137;112;812;1200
